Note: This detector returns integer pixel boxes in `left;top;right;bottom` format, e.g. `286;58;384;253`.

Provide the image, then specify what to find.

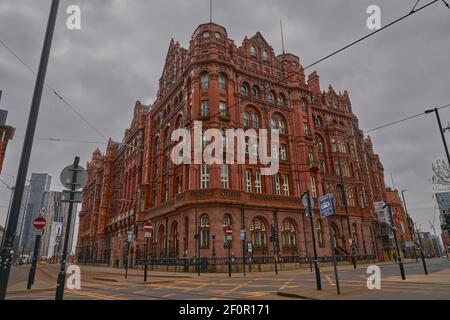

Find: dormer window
215;32;221;39
262;50;269;61
250;45;257;57
202;31;210;38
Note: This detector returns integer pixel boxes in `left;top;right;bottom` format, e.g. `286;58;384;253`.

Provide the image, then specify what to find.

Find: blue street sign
319;194;335;218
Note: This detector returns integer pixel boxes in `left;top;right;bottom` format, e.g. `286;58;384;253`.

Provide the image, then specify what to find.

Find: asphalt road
5;258;450;300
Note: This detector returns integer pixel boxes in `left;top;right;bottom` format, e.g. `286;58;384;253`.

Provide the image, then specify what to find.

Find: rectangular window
331;139;337;152
334;160;341;176
201;164;210;189
319;160;326;173
201;101;209;116
280;144;287;161
255;170;262;193
246;170;252;192
221;165;229;189
310;176;317;198
275;174;281;195
219;101;227;117
283;175;290;196
303;123;309;136
272;143;279;160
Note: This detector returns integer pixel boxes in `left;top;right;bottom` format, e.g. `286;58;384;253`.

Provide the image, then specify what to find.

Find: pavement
4;257;450;300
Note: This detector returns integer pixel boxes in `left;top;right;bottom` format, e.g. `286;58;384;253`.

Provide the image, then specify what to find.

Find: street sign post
240;229;246;277
319;193;341;295
143;222;153;282
226;229;232;277
55;157;87;300
27;215;47;289
302;190;321;291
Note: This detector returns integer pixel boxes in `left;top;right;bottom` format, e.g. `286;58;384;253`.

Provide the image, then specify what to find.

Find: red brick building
0;109;15;176
77;23;392;267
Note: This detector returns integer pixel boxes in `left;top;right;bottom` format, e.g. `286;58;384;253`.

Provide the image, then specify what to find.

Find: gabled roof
248;32;273;51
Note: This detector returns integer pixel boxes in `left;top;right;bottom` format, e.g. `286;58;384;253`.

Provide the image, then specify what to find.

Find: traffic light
441;214;450;230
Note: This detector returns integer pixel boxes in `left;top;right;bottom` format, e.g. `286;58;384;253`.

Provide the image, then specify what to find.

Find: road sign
302;193;314;218
39;207;47;215
247;242;253;253
60;164;88;190
33;216;46;230
127;231;133;242
226;229;233;241
144;222;153;233
144;232;152;238
319;194;335;218
240;229;246;241
61;190;83;203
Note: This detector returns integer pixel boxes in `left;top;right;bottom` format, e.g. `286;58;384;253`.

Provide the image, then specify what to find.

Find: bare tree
432;159;450;190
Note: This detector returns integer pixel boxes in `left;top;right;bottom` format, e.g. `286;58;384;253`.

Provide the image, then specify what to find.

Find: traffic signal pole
55;156;80;300
415;222;428;275
0;0;59;300
303;190;322;291
26;233;42;289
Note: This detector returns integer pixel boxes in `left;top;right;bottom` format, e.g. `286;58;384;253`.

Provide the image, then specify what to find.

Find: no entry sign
144;222;153;238
33;216;46;230
144;222;153;232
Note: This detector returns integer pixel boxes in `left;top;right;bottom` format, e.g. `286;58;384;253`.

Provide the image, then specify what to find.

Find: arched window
202;31;209;38
301;99;308;113
282;220;296;248
314;116;322;128
278;94;286;107
331;223;340;248
200;72;209;89
252;86;259;99
218;74;227;90
240;83;249;96
200;215;210;248
266;91;274;103
250;218;267;247
250;45;257;57
243;111;250;127
262;50;269;61
317;220;324;247
223;214;232;245
271;115;288;134
251;112;260;129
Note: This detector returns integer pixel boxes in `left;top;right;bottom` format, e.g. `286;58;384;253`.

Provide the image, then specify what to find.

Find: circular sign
226;229;233;236
33;217;46;230
60;164;88;190
144;222;153;232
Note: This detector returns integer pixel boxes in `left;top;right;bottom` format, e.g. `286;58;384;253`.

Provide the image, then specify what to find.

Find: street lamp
425;108;450;168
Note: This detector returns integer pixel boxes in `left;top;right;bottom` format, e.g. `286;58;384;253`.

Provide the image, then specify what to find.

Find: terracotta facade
77;23;398;266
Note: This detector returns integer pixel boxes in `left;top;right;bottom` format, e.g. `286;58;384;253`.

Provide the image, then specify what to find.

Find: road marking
221;280;253;296
326;275;335;286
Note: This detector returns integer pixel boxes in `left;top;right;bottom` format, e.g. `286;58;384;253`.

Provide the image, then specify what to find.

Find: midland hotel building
77;23;390;267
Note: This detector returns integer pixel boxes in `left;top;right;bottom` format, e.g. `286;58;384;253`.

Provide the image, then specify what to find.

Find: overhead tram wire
0;0;442;143
364;103;450;134
206;0;441;119
0;40;141;151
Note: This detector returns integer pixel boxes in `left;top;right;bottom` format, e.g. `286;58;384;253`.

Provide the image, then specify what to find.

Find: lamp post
400;190;418;262
425;108;450;169
415;222;428;275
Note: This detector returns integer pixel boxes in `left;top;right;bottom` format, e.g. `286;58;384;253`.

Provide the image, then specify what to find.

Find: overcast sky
1;0;449;240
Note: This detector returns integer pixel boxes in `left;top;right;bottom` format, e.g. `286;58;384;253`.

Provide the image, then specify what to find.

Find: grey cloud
0;0;449;237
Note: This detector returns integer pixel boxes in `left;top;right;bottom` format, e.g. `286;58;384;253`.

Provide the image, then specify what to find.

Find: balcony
218;110;231;121
145;189;304;218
